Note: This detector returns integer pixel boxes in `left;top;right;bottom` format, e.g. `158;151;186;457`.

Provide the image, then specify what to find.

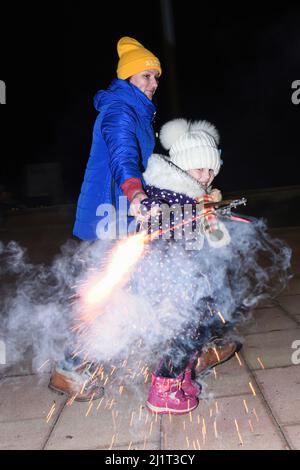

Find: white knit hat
159;118;222;175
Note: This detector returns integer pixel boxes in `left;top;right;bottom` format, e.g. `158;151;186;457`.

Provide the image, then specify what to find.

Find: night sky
1;1;299;205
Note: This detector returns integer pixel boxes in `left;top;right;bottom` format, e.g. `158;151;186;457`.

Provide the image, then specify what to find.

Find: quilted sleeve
101;103;143;188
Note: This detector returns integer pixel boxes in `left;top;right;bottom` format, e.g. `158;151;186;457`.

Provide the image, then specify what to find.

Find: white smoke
0;216;292;378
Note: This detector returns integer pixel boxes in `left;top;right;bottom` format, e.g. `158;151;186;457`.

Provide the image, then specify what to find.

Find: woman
49;36;161;401
73;36;161;240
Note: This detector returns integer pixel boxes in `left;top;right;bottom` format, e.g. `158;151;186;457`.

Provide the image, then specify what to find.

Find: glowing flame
80;231;147;320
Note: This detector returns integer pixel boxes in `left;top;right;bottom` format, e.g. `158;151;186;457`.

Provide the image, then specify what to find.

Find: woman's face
129;69;160;100
187;168;215;189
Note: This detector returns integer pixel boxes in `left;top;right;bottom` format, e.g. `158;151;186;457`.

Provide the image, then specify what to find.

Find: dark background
1;1;299;208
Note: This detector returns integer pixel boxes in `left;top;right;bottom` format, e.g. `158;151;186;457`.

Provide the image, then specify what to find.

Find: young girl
134;118;288;414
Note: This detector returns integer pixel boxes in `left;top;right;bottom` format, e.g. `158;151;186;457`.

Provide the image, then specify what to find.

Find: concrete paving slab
240;307;298;335
282;425;300;450
0;418;52;450
242;329;300;369
45;382;160;450
161;394;288;450
279;278;300;296
0;346;35;379
276;295;300;317
96;440;161;450
198;355;253;398
0;374;65;421
254;366;300;425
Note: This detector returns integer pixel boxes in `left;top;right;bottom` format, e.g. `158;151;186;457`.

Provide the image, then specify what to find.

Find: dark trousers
156;297;248;378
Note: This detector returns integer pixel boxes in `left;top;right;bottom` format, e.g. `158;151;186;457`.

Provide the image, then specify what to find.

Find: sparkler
79;231;147;322
74;197;247;343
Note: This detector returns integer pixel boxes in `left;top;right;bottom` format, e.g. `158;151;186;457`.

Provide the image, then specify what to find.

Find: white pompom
159;118;189;150
189;120;220;145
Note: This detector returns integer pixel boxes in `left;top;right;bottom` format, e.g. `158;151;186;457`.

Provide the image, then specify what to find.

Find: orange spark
46;403;56;423
234;418;244;446
213;347;221;362
96;397;104;410
253;408;259;422
248;419;254;433
103;376;109;386
37;359;50;371
243;399;249;414
235;352;243;366
79;232;147;320
85;401;93;417
130;411;135;427
80;380;88;395
109;434;116;450
149;421;153;437
248;381;256;396
214;419;218;438
217;311;226;324
257;357;265;369
67;394;78;406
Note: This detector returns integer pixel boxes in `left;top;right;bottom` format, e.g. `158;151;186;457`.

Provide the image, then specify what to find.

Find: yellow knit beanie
117;36;161;79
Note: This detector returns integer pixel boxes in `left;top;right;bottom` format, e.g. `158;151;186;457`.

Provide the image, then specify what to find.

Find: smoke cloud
0;216;292;380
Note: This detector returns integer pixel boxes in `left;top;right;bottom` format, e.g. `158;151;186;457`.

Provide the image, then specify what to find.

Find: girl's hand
209;188;222;203
128;192;148;217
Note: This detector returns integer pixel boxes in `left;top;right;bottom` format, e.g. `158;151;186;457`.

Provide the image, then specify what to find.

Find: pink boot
146;373;198;415
180;356;202;397
182;368;202;397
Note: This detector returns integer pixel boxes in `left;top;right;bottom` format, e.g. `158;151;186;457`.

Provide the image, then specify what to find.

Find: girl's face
187;168;215;189
129;69;160;101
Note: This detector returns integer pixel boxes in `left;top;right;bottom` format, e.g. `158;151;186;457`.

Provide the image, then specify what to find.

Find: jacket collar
94;79;156;121
143;153;206;199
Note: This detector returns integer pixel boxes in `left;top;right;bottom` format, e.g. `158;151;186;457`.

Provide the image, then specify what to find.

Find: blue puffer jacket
73;79;157;240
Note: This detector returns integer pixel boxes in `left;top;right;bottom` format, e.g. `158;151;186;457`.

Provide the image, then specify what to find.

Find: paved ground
0;216;299;450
